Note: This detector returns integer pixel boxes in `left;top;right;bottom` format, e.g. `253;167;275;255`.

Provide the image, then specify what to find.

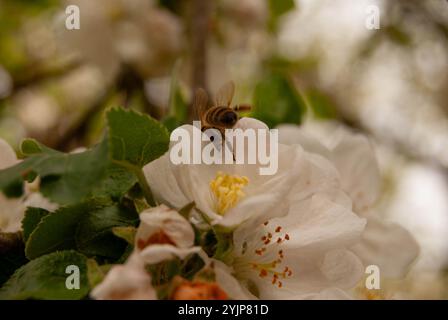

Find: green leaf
20;138;55;156
76;203;138;259
162;115;181;133
25;200;139;260
178;201;195;219
112;226;137;245
38;139;109;204
269;0;295;16
306;89;338;119
172;88;187;122
86;259;108;289
116;244;134;264
268;0;295;31
148;259;183;287
0;137;136;205
22;207;50;243
91;163;137;202
2;179;23;198
0;251;88;300
107;107;170;168
212;232;234;264
134;198;150;213
25;203;88;260
20;139;42;155
252;72;305;128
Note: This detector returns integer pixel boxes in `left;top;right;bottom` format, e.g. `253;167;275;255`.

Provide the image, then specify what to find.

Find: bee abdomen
205;107;237;127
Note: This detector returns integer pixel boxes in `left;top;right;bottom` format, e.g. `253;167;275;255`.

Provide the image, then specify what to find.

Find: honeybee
193;81;252;137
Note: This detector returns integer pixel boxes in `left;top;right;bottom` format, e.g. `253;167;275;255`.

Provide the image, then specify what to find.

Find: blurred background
0;0;447;299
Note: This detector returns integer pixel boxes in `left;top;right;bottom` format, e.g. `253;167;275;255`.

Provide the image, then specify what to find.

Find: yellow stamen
356;282;388;300
209;171;249;215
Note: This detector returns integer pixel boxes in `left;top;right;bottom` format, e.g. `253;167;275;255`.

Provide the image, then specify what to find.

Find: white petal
277;124;331;158
330;132;381;214
212;259;255;300
175;161;224;223
278;123;381;215
351;215;420;278
281;120;343;149
139;244;200;265
319;249;365;289
233;117;269;131
288;151;341;202
293;287;352;300
219;145;303;228
0;138;17;169
144;123;217;211
196;250;256;299
279;193;366;252
218;192;288;229
232;193;366;299
136;205;195;248
143;152;190;209
91;254;156;300
23;193;59;212
248;248;364;299
0;188;58;233
0;195;25;233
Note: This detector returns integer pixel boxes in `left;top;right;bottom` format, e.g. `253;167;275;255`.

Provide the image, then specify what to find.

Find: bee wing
193;88;209;120
215;81;235;107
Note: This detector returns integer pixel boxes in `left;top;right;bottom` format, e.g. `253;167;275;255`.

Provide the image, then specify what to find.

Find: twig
190;0;211;120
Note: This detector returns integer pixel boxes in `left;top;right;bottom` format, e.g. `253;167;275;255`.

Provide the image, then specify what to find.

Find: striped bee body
202;106;238;131
193;81;252;143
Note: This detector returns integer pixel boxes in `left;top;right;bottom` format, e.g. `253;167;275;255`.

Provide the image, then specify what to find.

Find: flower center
356;283;387;300
171;281;228;300
209;171;249;215
236;221;293;289
137;229;176;250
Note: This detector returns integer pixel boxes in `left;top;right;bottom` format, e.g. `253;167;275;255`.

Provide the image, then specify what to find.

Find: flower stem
113;160;156;207
135;168;156;207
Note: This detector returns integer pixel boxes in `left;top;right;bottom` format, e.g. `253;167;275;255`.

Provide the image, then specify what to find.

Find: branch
189;0;211;119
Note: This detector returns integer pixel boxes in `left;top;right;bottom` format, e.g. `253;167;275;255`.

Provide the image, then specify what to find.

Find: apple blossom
277;121;419;291
201;191;366;299
135;204;200;264
90;253;156;300
143;122;315;229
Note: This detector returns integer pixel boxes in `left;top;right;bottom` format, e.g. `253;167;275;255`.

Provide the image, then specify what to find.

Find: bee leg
234;104;252;112
222;134;236;162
